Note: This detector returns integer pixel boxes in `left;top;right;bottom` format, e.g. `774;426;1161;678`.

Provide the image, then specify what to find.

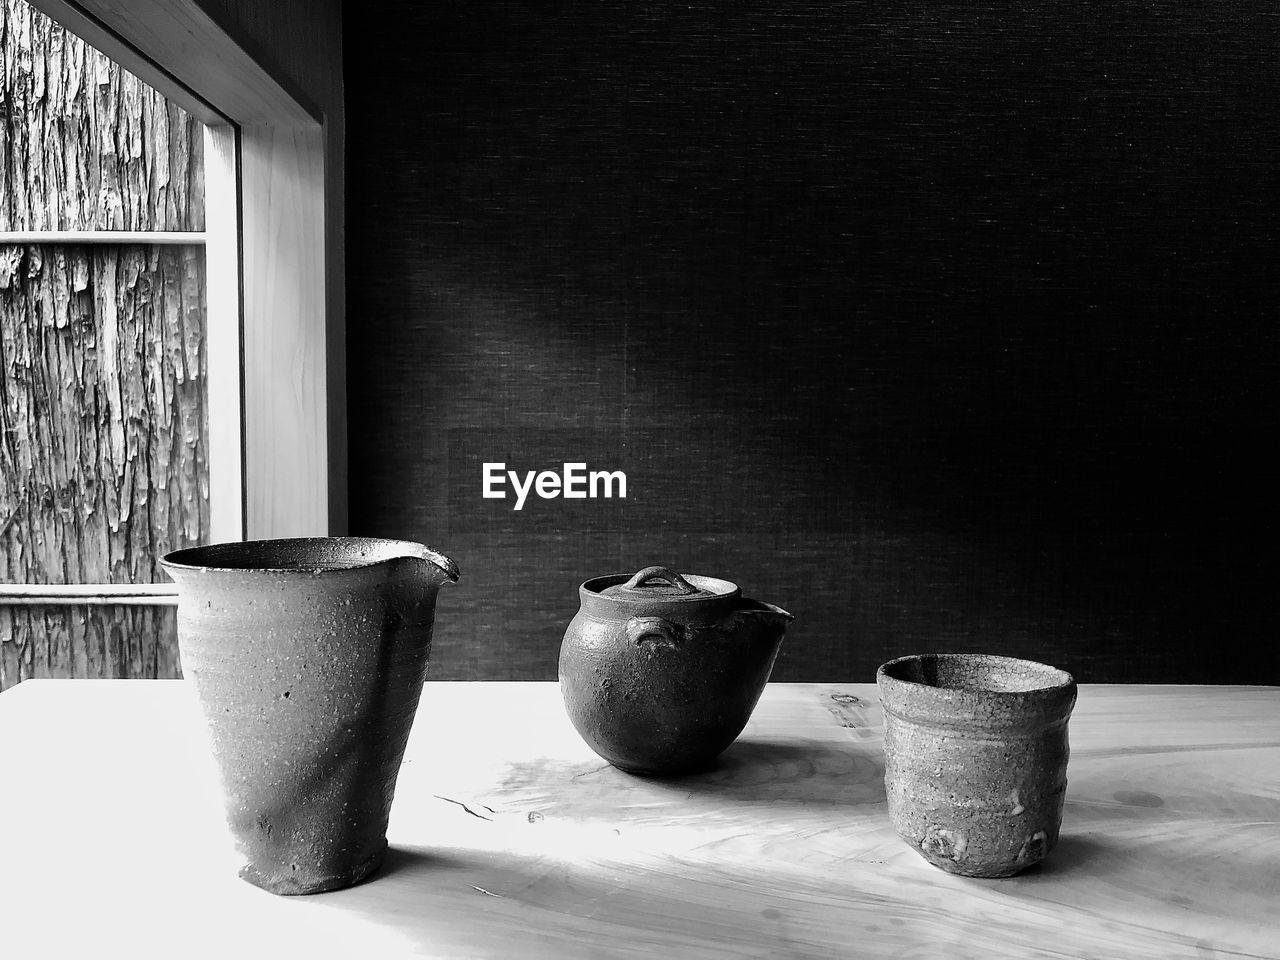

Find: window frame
26;0;341;542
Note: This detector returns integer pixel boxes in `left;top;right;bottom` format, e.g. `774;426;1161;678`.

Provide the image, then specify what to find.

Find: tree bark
0;0;206;689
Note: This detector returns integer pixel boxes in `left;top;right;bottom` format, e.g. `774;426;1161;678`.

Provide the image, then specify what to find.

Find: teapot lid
592;565;739;602
580;566;743;620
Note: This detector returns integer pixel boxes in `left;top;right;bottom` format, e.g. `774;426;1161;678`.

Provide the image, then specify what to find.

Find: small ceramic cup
877;653;1076;878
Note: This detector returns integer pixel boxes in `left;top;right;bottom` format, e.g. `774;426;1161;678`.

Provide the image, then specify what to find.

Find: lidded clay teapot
558;565;793;776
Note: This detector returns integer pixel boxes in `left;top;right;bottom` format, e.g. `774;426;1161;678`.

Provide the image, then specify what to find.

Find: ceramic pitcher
162;537;459;895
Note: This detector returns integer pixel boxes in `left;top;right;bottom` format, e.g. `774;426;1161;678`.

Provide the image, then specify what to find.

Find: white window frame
26;0;340;542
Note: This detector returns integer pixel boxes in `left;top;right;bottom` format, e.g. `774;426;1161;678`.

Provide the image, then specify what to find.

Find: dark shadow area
320;839;876;958
1014;834;1112;880
317;843;584;956
266;843;446;894
371;844;458;883
664;738;886;807
491;738;884;820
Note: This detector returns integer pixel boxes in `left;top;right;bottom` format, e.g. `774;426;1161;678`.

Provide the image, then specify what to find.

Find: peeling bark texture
0;0;207;690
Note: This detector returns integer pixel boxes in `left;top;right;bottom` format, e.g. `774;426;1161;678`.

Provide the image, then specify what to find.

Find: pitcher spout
388;542;460;589
362;541;460;627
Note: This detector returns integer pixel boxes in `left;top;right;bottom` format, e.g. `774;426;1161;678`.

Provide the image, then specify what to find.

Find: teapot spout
719;597;794;656
737;597;794;625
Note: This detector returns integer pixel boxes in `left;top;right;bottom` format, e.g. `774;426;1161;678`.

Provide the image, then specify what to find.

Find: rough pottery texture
877;654;1076;878
162;538;459;895
559;566;792;776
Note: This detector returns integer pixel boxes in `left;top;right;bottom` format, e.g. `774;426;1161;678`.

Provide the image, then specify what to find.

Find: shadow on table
1008;834;1111;880
373;844;459;883
1013;825;1280;934
331;841;855;959
667;738;886;807
492;737;885;815
326;844;604;958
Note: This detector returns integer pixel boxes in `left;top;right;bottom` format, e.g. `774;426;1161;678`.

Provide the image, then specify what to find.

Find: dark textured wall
345;2;1278;683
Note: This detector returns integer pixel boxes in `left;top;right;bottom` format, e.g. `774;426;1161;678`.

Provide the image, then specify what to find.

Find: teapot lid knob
621;566;698;595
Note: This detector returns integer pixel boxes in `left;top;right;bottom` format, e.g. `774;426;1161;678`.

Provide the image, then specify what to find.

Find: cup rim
877;652;1075;696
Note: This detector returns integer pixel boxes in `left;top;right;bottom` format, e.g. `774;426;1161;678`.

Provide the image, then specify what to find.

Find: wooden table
1;681;1276;959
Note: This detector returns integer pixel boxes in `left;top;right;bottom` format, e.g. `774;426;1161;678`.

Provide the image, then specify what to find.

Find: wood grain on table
0;681;1276;959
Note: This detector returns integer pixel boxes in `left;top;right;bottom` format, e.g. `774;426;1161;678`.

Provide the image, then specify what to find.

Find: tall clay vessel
162;537;459;895
878;653;1076;878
